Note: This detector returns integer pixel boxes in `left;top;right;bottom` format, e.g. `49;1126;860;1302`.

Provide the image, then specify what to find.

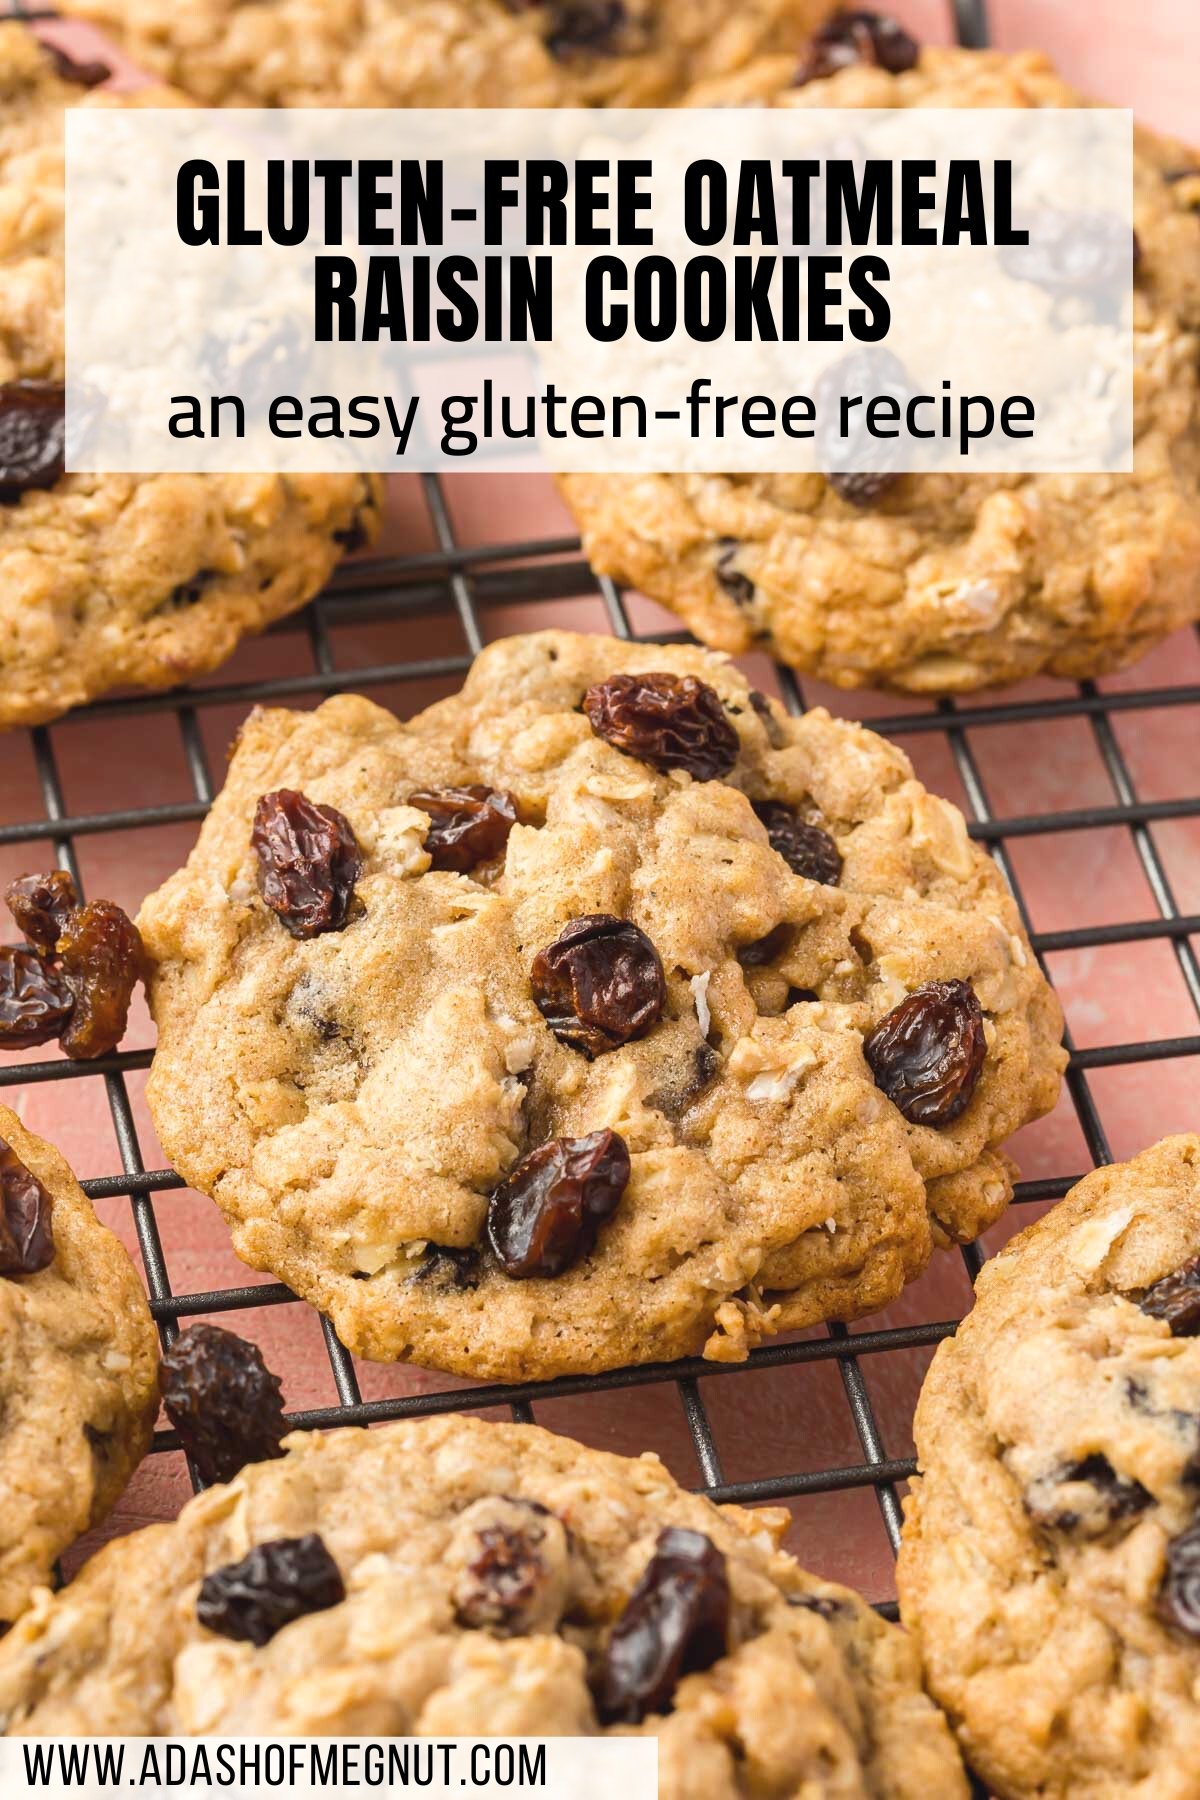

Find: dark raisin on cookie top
531;914;666;1056
252;790;361;939
583;672;739;781
862;980;986;1126
0;381;66;503
487;1129;630;1279
196;1535;345;1646
1159;1519;1200;1639
795;9;920;86
409;785;518;873
1138;1256;1200;1337
599;1527;730;1723
752;802;842;886
0;1135;54;1278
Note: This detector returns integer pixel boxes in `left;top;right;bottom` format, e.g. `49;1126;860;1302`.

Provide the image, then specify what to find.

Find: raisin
196;1534;344;1646
409;785;518;873
6;871;78;956
599;1527;730;1724
862;979;986;1126
646;1043;722;1121
453;1499;561;1634
1;873;144;1061
252;790;361;939
413;1244;482;1290
160;1323;287;1486
487;1129;630;1279
753;801;842;885
56;901;146;1060
1159;1519;1200;1638
829;471;899;507
46;43;111;87
583;672;739;781
0;1136;54;1277
1139;1257;1200;1336
787;1593;846;1618
531;914;665;1057
0;382;66;501
1000;210;1134;296
167;568;218;610
795;10;919;85
737;923;792;967
0;945;72;1049
714;539;755;607
1024;1454;1151;1537
815;349;911;506
545;0;624;57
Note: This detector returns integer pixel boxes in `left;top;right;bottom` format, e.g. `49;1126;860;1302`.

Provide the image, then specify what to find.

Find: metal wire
4;4;1197;1704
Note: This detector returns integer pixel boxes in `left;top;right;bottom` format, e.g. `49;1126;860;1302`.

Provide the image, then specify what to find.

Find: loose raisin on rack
795;10;919;85
1159;1520;1200;1638
0;1136;54;1277
1024;1454;1151;1537
0;382;66;501
545;0;625;56
56;900;146;1060
196;1534;345;1646
714;540;755;607
1138;1257;1200;1336
531;914;665;1057
862;979;986;1126
252;790;361;939
160;1323;287;1485
1000;210;1134;296
6;870;78;956
487;1129;630;1279
583;673;739;781
752;802;842;886
409;785;518;873
453;1499;561;1634
1;873;145;1060
0;946;72;1049
599;1528;730;1724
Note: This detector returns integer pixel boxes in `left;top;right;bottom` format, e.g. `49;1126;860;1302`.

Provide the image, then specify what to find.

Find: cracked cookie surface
0;1102;158;1626
560;45;1200;694
137;630;1064;1379
898;1136;1200;1800
58;0;834;108
0;22;380;729
0;1412;968;1799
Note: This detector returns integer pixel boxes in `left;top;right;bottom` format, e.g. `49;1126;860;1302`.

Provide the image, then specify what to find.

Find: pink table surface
3;1;1199;1612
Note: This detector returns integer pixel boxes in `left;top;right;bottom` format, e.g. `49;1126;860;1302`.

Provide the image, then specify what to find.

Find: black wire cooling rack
3;0;1200;1688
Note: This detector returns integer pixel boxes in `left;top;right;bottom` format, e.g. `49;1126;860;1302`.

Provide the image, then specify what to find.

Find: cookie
560;38;1200;694
136;629;1064;1379
58;0;834;108
0;1102;159;1626
0;1410;968;1795
897;1137;1200;1799
0;21;381;729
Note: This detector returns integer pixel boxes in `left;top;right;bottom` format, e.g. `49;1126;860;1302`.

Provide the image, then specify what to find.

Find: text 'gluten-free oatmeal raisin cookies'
0;21;381;729
560;28;1200;695
897;1137;1200;1800
58;0;836;109
137;630;1065;1379
0;1102;158;1626
0;1412;970;1800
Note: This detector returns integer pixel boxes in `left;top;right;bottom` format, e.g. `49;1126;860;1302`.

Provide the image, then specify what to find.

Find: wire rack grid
1;0;1198;1687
